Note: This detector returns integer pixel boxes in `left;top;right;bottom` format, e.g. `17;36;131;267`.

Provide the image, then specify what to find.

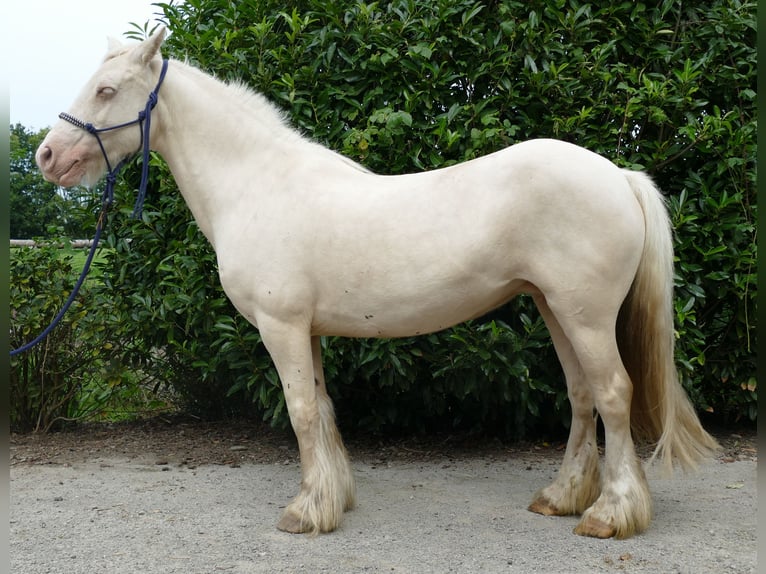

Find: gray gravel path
10;452;756;573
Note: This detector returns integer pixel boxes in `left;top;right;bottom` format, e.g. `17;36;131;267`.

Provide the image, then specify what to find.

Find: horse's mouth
56;160;84;187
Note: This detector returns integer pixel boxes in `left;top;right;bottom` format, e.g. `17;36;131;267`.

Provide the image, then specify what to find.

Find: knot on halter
103;171;118;207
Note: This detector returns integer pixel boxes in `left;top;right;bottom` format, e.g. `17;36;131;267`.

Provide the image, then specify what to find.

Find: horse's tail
618;170;720;474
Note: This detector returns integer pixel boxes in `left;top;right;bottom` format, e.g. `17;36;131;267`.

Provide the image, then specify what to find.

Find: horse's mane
209;64;373;174
179;58;298;136
227;79;295;134
173;57;370;175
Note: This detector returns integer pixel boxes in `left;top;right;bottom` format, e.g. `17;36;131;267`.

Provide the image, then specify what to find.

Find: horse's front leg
259;320;355;535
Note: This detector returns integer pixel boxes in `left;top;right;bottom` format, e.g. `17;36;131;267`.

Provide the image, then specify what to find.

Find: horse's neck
153;60;308;244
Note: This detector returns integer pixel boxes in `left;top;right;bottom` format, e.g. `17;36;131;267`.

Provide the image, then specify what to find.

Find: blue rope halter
10;59;169;357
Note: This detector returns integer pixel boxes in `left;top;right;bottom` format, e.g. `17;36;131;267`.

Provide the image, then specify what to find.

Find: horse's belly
310;278;532;338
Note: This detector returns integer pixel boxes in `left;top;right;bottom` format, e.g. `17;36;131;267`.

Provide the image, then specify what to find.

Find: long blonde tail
617;170;720;473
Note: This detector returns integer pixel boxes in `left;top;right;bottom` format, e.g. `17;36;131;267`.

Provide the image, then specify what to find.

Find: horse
36;29;719;539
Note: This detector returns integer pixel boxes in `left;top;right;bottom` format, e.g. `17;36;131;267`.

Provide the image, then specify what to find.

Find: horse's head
36;28;167;188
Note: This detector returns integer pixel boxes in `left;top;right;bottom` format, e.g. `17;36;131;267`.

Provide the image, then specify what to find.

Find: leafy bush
88;0;755;434
323;307;567;436
9;244;142;431
10;243;87;431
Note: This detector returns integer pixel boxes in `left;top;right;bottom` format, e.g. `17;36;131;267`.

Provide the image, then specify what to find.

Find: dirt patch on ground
10;414;757;469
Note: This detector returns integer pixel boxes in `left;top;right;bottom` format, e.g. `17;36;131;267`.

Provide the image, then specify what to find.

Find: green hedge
15;0;753;436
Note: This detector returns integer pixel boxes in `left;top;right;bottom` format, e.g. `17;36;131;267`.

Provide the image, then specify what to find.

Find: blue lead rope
9;59;169;357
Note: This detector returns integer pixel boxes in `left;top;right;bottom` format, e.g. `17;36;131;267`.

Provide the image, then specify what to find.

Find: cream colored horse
37;29;718;538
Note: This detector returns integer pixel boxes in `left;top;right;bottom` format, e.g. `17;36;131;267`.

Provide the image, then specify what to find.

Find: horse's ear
103;36;128;62
134;27;167;65
107;36;123;53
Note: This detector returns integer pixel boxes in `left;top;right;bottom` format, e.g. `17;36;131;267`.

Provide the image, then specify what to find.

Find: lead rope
10;59;169;357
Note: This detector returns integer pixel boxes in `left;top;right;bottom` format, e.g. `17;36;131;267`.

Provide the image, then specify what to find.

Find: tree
10;124;61;238
10;123;96;238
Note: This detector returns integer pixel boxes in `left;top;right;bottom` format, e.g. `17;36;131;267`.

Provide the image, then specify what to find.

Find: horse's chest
216;245;314;326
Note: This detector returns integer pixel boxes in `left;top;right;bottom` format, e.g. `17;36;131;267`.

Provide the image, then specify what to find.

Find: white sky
7;0;165;131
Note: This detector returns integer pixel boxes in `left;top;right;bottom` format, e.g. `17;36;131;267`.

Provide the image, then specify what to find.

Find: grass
9;242;109;268
61;243;108;267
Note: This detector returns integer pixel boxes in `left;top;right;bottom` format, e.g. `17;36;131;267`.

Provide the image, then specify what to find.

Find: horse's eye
97;86;116;98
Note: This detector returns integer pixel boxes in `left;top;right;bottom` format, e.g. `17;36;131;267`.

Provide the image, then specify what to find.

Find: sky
7;0;165;131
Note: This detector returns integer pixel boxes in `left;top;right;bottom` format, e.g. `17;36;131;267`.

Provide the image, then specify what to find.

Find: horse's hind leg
551;306;652;539
528;294;601;517
258;320;354;534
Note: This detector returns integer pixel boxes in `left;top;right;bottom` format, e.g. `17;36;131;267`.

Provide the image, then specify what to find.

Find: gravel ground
10;420;757;574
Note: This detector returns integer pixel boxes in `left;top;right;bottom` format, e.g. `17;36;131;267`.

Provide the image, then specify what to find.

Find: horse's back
418;138;646;280
278;139;648;337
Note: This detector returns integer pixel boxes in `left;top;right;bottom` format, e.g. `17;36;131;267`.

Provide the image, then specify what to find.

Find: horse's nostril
37;145;53;168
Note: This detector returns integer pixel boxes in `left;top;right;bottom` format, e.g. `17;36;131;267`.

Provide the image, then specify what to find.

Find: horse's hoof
527;497;561;516
277;510;308;534
573;515;616;538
